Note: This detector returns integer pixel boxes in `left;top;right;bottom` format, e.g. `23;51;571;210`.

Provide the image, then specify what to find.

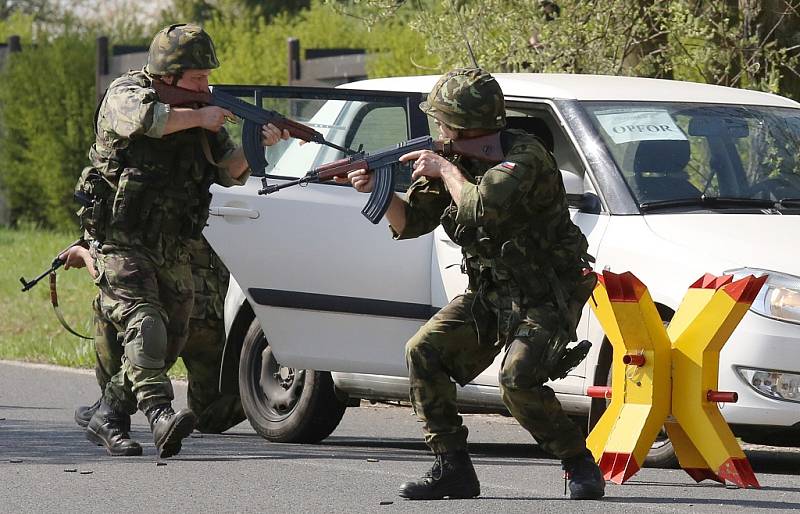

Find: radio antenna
453;6;480;68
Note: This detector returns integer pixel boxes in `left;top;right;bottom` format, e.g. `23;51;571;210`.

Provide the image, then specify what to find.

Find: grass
1;225;187;378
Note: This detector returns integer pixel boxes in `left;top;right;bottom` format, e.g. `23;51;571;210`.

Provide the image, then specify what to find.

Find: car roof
340;73;800;108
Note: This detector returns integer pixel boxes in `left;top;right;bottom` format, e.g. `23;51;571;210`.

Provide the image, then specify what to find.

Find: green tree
206;0;433;85
0;29;95;230
326;0;800;98
157;0;312;26
0;10;34;42
0;0;58;22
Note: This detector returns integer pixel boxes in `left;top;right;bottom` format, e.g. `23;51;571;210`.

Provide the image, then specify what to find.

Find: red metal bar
706;390;738;403
622;353;646;367
587;386;612;399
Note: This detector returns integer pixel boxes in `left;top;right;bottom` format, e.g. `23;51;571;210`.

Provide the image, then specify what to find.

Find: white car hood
643;213;800;276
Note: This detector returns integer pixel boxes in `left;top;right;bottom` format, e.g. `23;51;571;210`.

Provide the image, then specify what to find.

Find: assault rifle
20;237;91;339
19;238;86;292
259;133;505;223
151;81;354;173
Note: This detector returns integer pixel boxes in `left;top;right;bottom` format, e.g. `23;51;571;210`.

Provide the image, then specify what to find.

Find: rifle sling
200;130;220;167
49;273;92;340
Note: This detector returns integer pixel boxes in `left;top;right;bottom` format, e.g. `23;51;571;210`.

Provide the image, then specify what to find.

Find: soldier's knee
405;334;441;375
124;307;168;369
499;338;547;390
405;333;425;364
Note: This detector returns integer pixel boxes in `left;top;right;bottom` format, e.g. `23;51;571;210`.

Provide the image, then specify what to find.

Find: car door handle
209;206;260;219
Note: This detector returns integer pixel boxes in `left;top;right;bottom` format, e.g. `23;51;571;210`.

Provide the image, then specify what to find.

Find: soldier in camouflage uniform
72;236;245;435
341;68;605;500
72;23;288;458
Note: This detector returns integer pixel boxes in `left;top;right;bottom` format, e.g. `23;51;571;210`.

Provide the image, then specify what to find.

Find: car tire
238;318;347;443
643;433;678;468
588;339;679;469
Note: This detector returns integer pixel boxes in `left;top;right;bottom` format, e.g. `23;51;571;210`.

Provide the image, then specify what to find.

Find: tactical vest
76;75;216;249
439;130;591;306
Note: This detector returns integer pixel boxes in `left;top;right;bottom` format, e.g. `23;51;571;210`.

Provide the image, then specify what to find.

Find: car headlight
725;268;800;324
736;367;800;403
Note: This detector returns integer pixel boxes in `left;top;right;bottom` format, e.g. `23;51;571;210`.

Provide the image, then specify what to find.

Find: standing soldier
71;23;288;458
340;68;605;500
71;236;245;437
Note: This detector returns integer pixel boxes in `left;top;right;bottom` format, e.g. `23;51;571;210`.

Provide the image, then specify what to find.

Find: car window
213;85;425;192
343;103;414;190
348;105;408;152
582;102;800;207
264;98;350;179
265;99;414;191
503;103;591;202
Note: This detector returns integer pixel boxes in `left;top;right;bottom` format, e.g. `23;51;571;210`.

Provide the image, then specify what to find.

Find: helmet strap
161;73;181;86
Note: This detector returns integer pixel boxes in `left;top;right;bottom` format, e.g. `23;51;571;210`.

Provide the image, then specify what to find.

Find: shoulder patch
500;161;517;170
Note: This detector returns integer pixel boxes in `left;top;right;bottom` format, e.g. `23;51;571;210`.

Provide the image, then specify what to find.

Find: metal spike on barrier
586;270;765;488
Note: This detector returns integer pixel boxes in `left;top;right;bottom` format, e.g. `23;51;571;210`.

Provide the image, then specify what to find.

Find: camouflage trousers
91;244;244;433
94;246;193;414
92;308;245;433
405;291;587;459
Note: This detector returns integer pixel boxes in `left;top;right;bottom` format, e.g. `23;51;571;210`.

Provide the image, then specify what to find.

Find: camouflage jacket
81;68;248;261
394;129;591;308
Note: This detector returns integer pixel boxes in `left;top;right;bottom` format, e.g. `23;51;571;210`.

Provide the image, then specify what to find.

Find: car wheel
238;318;347;443
589;339;678;469
643;429;678;468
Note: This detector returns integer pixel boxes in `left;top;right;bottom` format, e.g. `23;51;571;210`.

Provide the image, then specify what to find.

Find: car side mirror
562;170;601;214
568;192;601;214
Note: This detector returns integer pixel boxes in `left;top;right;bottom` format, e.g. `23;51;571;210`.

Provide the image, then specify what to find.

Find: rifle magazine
242;120;268;174
361;164;396;224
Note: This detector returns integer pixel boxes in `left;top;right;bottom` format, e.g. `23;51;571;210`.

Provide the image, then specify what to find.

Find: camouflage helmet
420;68;506;131
146;23;219;76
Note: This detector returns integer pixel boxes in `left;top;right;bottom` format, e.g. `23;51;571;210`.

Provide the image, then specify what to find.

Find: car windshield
581;102;800;211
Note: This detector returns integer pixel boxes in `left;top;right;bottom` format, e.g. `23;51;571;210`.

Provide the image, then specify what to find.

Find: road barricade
586;271;765;488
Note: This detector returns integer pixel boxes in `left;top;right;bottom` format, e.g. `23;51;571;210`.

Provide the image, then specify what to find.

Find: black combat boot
562;449;605;500
75;398;131;433
85;401;142;456
398;451;481;500
146;404;196;459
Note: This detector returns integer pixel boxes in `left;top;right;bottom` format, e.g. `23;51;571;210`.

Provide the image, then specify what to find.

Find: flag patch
500;161;517;170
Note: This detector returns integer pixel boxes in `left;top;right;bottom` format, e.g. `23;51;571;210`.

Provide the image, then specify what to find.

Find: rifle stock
259;132;504;224
150;81;353;173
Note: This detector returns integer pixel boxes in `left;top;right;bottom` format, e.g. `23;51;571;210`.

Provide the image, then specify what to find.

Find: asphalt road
1;360;799;513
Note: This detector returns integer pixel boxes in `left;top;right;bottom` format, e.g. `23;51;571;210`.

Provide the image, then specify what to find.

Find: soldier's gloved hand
197;106;234;132
334;168;373;193
261;123;290;147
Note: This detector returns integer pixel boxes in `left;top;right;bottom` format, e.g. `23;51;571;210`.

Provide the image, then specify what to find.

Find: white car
204;75;800;466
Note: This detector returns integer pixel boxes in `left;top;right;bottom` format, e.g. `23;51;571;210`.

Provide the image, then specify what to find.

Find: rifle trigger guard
440;140;453;155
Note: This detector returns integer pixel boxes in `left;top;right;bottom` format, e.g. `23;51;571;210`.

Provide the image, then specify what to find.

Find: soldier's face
434;118;460;140
177;69;212;92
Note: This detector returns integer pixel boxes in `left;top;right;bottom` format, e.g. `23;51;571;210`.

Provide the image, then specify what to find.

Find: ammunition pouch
498;238;549;306
111;167;157;234
75;166;113;241
440;206;475;248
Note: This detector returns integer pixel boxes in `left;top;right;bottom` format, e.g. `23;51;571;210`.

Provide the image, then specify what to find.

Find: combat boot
85;401;142;456
398;451;481;500
75;398;131;433
562;449;605;500
146;404;196;459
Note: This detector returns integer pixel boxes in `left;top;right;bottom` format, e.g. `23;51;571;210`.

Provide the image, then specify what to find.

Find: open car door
204;85;432;376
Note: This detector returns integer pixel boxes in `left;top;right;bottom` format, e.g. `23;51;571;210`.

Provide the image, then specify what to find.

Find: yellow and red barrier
585;271;765;488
